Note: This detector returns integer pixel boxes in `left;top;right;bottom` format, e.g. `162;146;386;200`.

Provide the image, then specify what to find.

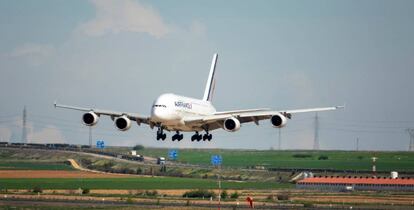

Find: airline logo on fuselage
175;101;192;109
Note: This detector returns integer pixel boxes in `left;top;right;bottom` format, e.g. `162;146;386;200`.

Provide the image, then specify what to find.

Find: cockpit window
153;105;167;108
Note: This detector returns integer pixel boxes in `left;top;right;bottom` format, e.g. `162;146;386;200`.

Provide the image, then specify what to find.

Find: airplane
55;53;344;142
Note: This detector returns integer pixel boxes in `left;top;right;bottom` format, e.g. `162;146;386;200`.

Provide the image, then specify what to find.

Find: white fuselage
150;93;216;131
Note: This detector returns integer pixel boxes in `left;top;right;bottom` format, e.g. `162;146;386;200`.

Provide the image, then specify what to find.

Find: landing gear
191;132;202;142
172;131;184;141
156;127;167;141
203;133;212;141
191;131;212;142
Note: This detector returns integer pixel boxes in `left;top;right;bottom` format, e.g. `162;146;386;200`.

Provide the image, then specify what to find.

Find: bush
100;161;115;171
220;190;228;200
266;194;275;201
318;155;329;160
303;202;314;207
230;191;240;199
119;167;135;174
292;154;312;158
133;145;145;150
277;193;289;201
183;189;216;198
33;186;42;193
82;188;90;194
145;190;158;197
80;158;92;166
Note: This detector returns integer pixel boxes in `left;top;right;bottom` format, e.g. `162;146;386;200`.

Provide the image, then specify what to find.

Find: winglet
54;100;57;108
203;53;218;102
336;103;346;109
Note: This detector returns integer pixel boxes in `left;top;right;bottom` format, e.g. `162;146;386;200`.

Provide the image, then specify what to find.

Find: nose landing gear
156;127;166;141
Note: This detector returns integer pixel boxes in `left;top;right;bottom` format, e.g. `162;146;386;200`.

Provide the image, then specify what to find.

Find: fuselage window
153;105;167;108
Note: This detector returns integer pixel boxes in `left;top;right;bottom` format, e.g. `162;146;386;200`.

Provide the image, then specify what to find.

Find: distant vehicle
55;54;343;142
157;157;166;165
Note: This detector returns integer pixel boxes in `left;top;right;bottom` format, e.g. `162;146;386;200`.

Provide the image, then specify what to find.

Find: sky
1;0;414;150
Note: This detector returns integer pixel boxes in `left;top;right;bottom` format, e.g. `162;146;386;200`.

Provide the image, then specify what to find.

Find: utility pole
21;106;27;143
406;129;414;151
356;138;359;151
371;156;377;177
313;113;319;150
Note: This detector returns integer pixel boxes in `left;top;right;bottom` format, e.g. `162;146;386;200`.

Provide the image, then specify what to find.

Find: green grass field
133;148;414;171
0;177;292;190
0;161;73;171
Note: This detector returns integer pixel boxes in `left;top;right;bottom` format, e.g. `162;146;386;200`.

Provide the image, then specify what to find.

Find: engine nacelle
223;117;241;132
270;113;288;128
82;111;99;126
115;115;132;131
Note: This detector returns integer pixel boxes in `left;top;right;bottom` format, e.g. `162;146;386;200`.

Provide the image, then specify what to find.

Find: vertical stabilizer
203;53;218;102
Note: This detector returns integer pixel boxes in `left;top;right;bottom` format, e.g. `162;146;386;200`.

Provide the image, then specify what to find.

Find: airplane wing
54;102;151;126
184;105;344;130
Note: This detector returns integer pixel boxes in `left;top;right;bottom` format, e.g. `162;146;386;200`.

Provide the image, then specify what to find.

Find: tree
230;191;240;199
133;145;145;150
221;190;228;200
82;188;90;194
33;186;42;193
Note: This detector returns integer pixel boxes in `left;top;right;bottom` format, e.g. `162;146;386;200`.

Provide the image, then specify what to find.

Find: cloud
0;127;12;142
189;20;207;37
5;117;64;144
9;43;55;66
283;72;316;103
27;125;65;144
77;0;169;38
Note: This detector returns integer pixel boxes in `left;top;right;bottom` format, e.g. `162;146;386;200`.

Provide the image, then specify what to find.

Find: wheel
179;134;183;141
203;134;208;141
162;133;166;140
208;134;212;141
197;134;202;141
156;134;161;140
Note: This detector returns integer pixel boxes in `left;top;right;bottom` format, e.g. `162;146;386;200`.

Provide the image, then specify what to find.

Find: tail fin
203;53;218;102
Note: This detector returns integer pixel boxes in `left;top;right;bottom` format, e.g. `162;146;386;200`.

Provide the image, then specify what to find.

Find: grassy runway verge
134;149;414;171
0;177;292;190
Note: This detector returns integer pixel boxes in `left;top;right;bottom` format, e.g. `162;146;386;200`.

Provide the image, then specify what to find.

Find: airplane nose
152;108;166;121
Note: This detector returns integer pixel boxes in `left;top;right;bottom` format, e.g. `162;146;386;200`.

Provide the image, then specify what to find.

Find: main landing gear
191;131;212;142
156;127;167;141
172;131;184;141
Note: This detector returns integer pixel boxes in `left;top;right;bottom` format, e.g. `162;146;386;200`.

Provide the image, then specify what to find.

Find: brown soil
0;170;128;178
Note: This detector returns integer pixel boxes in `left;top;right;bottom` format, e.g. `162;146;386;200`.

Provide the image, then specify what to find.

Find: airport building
296;175;414;191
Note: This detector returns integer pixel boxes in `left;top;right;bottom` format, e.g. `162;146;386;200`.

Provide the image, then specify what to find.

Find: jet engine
270;113;287;128
115;115;132;131
223;117;241;132
82;111;99;126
